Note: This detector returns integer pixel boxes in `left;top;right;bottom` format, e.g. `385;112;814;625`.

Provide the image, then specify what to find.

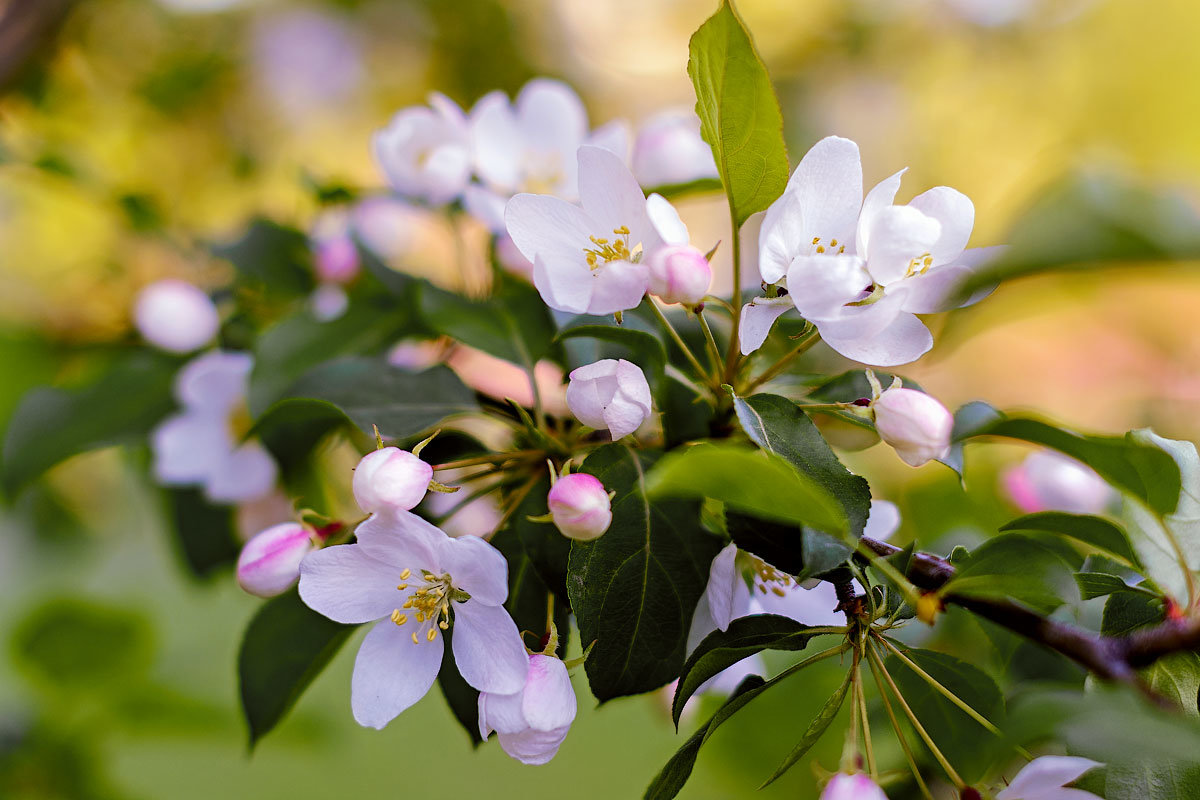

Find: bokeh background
2;0;1199;797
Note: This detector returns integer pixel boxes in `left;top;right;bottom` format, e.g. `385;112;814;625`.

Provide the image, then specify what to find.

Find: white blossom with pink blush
352;447;434;516
237;522;315;598
548;472;612;541
150;351;278;504
373;93;472;206
995;756;1102;800
871;387;953;467
565;358;652;441
632;109;718;189
1004;450;1114;515
478;653;577;765
134;279;220;354
821;773;888;800
298;511;528;729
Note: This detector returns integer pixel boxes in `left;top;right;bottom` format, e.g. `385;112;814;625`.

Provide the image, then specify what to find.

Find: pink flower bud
871;387;953;467
646;244;712;306
548;473;612;541
352;447;434;515
133;279;219;354
821;773;889;800
1003;450;1113;515
236;522;315;598
313;234;361;284
478;653;577;765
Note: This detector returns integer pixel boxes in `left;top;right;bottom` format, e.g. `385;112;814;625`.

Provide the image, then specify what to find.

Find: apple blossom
646;244;712;307
1003;450;1114;515
478;653;577;765
739;294;794;355
373;93;471;205
353;446;434;515
632;110;718;188
506;146;683;315
565;358;652;440
150;351;278;504
821;773;888;800
133;279;220;354
548;472;612;541
872;387;953;467
298;510;528;729
236;522;315;598
995;756;1102;800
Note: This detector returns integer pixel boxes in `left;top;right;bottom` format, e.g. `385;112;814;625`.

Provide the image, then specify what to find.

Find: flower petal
646;193;689;247
577;145;653;248
438;533;509;606
497;728;570;766
705;543;741;632
756;580;843;627
787;254;871;321
205;440;278;504
864;500;901;541
522;654;577;731
587;119;632;164
534;255;594;315
452;601;529;694
901;245;1007;313
151;412;231;485
738;296;792;355
516;79;588;165
786;135;862;249
996;756;1102;800
462;184;508;233
354;510;444;571
863;205;942;285
351;620;443;729
478;684;526;736
908;186;975;265
175;350;254;413
818;308;933;367
857;168;906;256
586;259;649;316
757;188;806;285
469;90;523;193
505;193;594;267
298;544;405;624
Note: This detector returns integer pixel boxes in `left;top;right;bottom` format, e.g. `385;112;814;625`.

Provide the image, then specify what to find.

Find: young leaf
672;614;831;726
164;488;240;578
687;0;789;228
1001;512;1141;568
281;359;479;440
568;445;722;701
942;533;1076;614
760;667;853;787
238;591;356;748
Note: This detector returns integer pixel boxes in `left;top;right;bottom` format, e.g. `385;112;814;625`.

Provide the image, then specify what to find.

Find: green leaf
213;217;314;299
942;533;1076;614
1144;652;1200;716
250;398;351;476
507;474;572;603
885;647;1006;784
238;591;356;748
645;443;849;536
1102;589;1163;637
940;401;1005;476
436;621;483;748
963;416;1180;516
164;488;240;578
644;675;766;800
281;359;479;440
557;325;667;391
491;518;570;655
672;614;829;726
730;392;870;535
1105;759;1200;800
687;0;789;228
2;351;179;497
724;512;852;580
1001;512;1141;567
13;599;152;691
1075;572;1148;601
761;667;853;787
959;173;1200;296
642;177;725;202
568;445;722;701
420;276;557;368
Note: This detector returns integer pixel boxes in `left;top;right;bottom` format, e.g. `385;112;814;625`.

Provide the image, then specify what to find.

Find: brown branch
857;536;1200;692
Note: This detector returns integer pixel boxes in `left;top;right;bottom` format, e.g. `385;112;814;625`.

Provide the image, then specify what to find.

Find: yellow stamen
399;568;411;580
396;583;408;591
426;628;438;642
412;632;420;645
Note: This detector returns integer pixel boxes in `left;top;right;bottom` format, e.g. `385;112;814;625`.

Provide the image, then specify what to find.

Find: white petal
705;543;741;631
354;511;444;571
857;168;906;256
686;589;718;654
577;145;652;247
614;358;653;411
996;756;1102;800
516;79;588;165
351;620;443;729
175;350;253;413
908;186;975;265
452;601;529;694
787;254;871;321
462;184;509;233
497;727;570;765
534;255;594;315
504;193;594;267
438;533;509;606
522;654;577;731
585;259;648;316
586;119;632;163
298;544;406;624
700;653;764;697
864;500;900;541
787;136;863;249
902;245;1007;313
645;193;689;246
863;205;942;285
479;684;527;736
151;412;231;485
738;296;792;355
818;309;933;367
601;393;648;440
756;580;843;627
205;440;277;503
469;90;523;193
757;189;806;285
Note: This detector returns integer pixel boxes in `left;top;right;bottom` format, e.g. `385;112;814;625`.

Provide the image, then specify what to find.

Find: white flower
647;244;712;307
738;294;793;355
821;773;889;800
237;522;315;598
995;756;1102;800
565;358;652;440
478;653;577;765
373;93;471;205
749;136;1002;365
548;472;612;541
631;110;718;188
872;387;953;467
133;279;220;354
1004;450;1114;515
506;145;671;315
353;446;434;516
298;511;529;729
151;351;278;504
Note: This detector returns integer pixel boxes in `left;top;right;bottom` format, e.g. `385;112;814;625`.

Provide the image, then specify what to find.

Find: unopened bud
313;234;361;285
871;387;953;467
821;773;889;800
236;522;315;598
548;473;612;541
646;244;712;306
566;359;652;441
353;446;434;515
134;279;219;354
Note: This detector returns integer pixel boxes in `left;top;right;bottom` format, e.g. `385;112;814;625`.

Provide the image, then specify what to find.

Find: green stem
866;644;935;800
524;361;546;431
856;661;877;779
722;210;743;383
697;310;723;375
840;651;862;773
432;479;507;525
433;451;540;471
648;300;716;389
742;327;820;393
485;473;541;540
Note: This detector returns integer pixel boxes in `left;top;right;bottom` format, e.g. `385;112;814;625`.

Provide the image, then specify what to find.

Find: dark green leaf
238;591;356;748
687;0;789;228
420;277;556;368
761;666;853;787
1105;759;1200;800
282;359;479;440
672;614;829;726
436;622;482;747
661;373;716;448
646;443;849;536
507;474;571;603
164;488;240;579
943;533;1076;614
2;351;179;497
250;398;351;476
568;445;722;701
1075;572;1147;601
1001;512;1141;568
724;512;852;580
491;519;570;655
214;217;314;298
939;401;1005;476
1102;590;1163;637
557;325;667;391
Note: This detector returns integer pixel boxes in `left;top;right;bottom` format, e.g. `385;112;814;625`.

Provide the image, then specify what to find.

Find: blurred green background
3;0;1200;797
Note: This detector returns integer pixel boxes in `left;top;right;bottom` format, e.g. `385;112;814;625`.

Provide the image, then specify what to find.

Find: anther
399;568;411;580
411;632;419;644
426;629;437;642
396;583;408;590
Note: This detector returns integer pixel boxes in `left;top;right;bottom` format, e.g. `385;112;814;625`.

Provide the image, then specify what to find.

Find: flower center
748;556;795;597
584;226;633;269
521;151;564;194
904;252;934;278
389;568;468;644
810;236;846;256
